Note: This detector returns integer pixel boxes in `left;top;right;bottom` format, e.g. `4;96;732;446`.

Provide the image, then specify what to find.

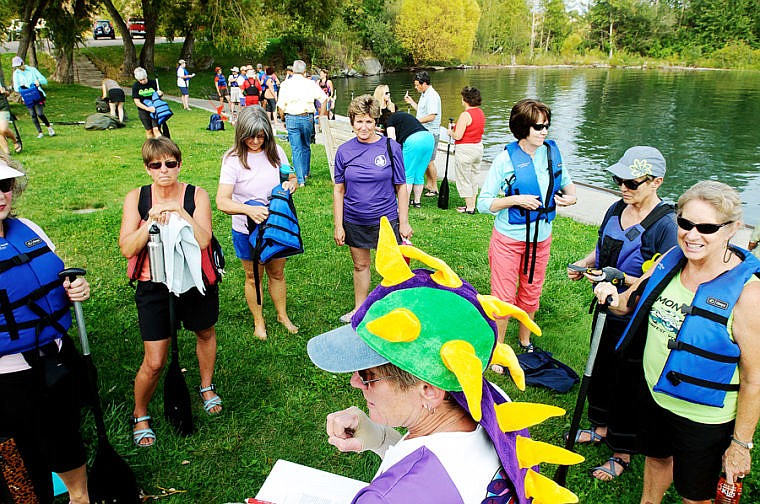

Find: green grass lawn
5;80;757;503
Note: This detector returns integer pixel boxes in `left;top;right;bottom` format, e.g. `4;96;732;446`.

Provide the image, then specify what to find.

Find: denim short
232;229;254;261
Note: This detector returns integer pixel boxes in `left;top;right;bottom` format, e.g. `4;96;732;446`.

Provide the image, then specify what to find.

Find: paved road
0;36;183;53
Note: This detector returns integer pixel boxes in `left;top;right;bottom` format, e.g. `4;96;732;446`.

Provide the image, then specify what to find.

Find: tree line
4;0;759;86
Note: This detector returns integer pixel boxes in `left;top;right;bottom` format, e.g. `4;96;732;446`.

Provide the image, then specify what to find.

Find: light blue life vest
146;92;173;125
0;219;71;355
596;199;674;291
616;246;760;407
503;140;563;225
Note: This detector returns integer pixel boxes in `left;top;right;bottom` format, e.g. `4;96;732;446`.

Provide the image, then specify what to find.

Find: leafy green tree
100;0;139;78
43;0;93;83
396;0;481;63
476;0;531;56
681;0;758;51
540;0;571;52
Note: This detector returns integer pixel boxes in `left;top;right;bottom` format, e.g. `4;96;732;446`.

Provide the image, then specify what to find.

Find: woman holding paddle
120;137;222;447
567;147;677;481
593;180;760;503
0;154;90;503
216;106;299;340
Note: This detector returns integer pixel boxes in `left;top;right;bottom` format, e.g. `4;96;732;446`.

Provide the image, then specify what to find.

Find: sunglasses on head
357;369;390;386
676;217;733;235
612;175;651;190
530;123;549;132
147;160;179;170
0;179;14;193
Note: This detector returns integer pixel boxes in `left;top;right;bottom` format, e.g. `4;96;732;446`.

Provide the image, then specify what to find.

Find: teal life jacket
616;246;760;407
0;219;71;356
502;140;563;283
146;92;173;125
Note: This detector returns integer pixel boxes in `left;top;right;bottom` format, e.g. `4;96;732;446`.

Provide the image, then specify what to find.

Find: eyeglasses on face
246;133;267;141
0;179;14;193
357;369;390;386
147;160;179;170
612;175;652;190
384;91;390;95
530;123;549;132
676;217;733;235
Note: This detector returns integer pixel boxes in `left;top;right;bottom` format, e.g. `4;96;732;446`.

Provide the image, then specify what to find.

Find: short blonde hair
677;180;743;224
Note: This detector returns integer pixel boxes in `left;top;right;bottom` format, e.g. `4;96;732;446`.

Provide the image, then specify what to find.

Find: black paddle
554;297;610;486
9;112;21;147
58;268;141;504
163;293;194;436
437;118;453;210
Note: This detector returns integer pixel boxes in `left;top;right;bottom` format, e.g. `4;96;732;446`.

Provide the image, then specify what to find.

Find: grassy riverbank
5;82;757;503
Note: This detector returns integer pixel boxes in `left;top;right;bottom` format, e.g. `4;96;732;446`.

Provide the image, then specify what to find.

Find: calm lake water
333;68;760;225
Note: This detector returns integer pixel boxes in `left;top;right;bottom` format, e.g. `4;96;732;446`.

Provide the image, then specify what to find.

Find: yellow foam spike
642;252;662;274
399;246;462;289
524;468;578;504
365;308;421;343
515;435;584;469
376;217;414;287
440;340;483;421
494;402;565;432
491;343;525;391
477;295;542;336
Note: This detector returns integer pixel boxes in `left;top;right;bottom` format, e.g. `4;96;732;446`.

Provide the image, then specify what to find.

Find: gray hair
677;180;743;224
292;60;306;74
228;106;279;170
134;67;148;80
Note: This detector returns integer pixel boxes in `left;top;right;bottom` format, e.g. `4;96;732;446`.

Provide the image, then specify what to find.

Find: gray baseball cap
607;146;666;179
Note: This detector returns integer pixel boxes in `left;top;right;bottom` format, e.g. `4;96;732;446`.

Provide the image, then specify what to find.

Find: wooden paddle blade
88;441;141;503
163;359;194;436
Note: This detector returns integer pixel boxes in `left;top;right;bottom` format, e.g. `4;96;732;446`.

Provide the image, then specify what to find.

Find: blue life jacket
0;219;71;356
207;113;224;131
146;92;173;125
18;85;43;108
216;73;227;88
246;185;304;304
616;246;760;407
596;199;674;291
228;75;239;87
501;140;563;284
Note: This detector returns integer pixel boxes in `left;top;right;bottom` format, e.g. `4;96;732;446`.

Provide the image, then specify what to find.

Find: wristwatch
731;435;754;450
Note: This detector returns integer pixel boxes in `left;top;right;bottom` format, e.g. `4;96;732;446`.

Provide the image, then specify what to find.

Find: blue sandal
131;415;156;447
199;384;222;415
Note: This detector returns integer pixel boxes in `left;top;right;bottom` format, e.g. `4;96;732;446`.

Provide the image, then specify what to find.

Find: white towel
159;213;205;295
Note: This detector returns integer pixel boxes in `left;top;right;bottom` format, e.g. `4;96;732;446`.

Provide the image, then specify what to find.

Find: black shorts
266;97;277;112
135;281;219;341
638;380;733;500
344;219;401;249
0;336;87;502
107;88;125;103
137;107;158;130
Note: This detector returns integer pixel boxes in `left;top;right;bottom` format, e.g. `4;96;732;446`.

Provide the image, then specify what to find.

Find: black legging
28;103;50;133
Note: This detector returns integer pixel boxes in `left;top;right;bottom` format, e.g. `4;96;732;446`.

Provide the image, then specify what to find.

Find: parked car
93;19;115;40
128;17;145;38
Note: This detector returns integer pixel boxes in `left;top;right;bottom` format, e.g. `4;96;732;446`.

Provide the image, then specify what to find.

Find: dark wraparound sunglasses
676;217;733;234
0;179;14;192
531;123;549;131
612;175;652;190
147;160;179;170
357;369;390;386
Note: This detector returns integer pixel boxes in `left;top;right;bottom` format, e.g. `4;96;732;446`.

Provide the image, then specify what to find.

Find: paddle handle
58;268;89;356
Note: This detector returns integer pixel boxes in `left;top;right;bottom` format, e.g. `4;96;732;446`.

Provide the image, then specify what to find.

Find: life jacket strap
665;370;740;392
0;246;51;273
679;303;729;326
666;339;740;364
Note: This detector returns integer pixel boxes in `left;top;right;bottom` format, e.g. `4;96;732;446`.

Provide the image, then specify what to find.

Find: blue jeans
285;114;314;184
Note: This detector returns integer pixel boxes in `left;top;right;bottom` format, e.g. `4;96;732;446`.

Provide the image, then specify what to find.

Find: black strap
666;370;740;392
679;303;729;326
0;246;51;274
640;203;674;230
0;305;70;336
667;339;740;364
1;279;63;311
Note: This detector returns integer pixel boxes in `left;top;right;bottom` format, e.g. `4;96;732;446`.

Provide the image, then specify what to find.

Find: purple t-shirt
334;137;405;226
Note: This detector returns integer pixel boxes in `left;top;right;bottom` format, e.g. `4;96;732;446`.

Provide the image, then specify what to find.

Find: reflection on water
334;68;760;224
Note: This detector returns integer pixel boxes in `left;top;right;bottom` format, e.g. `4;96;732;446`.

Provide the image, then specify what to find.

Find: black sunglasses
531;123;549;131
612;175;652;190
147;160;180;170
676;217;733;235
357;369;390;386
0;179;14;193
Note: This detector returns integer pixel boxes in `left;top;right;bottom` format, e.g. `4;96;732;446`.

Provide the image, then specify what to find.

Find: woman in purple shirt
333;95;412;323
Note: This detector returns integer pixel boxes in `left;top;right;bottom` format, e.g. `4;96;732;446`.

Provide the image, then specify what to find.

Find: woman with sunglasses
567;146;677;481
216;106;299;340
373;84;395;130
594;180;760;503
0;155;90;503
477;98;576;356
119;137;222;447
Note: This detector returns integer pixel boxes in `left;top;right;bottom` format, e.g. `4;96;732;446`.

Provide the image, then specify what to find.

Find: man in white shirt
404;71;441;196
175;59;195;111
276;60;327;186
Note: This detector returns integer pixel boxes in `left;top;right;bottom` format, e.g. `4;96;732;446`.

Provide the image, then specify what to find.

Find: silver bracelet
731;435;754;450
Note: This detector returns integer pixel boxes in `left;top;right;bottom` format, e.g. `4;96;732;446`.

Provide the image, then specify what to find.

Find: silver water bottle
147;223;166;283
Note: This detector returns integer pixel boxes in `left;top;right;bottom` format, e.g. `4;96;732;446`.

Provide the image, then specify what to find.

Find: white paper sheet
255;459;368;504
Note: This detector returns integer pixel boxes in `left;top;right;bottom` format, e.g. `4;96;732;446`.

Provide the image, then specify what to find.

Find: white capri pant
453;142;483;198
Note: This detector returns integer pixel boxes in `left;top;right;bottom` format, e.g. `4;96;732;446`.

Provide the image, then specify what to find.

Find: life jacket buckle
666;370;682;385
666;339;681;351
679;304;694;315
12;253;30;266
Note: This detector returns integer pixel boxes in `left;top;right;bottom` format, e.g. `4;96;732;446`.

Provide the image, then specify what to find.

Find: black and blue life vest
0;219;71;356
502;140;563;283
246;185;304;304
228;74;239;87
596;199;675;291
216;74;227;88
616;246;760;407
146;92;173;126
